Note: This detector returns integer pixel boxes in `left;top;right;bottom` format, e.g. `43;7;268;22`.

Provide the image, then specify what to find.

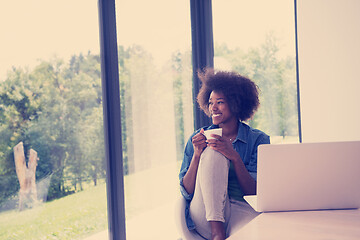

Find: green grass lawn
0;161;180;240
0;183;108;240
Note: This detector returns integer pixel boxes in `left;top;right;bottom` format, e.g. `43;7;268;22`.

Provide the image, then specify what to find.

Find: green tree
214;32;298;138
118;45;133;175
0;67;42;206
169;50;193;161
0;52;106;207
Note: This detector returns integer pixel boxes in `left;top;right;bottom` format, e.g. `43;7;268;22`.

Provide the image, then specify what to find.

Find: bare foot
212;234;225;240
210;221;225;240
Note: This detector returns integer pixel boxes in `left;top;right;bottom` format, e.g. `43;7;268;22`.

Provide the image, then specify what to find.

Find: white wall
297;0;360;142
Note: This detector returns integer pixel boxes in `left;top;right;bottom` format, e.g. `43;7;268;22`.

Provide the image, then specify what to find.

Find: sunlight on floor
84;161;183;240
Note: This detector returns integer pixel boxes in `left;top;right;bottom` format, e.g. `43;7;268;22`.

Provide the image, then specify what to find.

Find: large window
212;0;299;143
1;1;301;239
115;0;193;238
0;1;108;239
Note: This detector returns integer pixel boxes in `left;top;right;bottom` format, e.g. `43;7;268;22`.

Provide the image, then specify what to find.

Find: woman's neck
219;118;239;139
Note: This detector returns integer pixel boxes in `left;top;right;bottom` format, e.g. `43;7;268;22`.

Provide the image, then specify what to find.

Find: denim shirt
179;121;270;230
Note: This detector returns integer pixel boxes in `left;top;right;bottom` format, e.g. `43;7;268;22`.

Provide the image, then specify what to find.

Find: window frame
190;0;214;129
294;0;303;143
98;0;126;239
98;0;302;239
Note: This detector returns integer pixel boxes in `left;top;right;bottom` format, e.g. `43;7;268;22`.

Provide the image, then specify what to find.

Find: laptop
244;141;360;212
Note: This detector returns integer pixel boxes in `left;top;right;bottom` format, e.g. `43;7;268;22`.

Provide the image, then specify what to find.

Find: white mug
203;128;222;140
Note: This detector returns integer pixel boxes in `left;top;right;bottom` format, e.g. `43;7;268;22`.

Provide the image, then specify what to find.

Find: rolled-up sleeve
179;136;195;201
248;133;270;181
180;177;193;200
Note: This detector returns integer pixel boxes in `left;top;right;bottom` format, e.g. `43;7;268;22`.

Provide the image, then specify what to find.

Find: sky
0;0;100;80
0;0;295;81
213;0;295;53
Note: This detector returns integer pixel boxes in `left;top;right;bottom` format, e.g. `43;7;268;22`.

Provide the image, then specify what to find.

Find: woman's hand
192;128;207;158
206;134;240;162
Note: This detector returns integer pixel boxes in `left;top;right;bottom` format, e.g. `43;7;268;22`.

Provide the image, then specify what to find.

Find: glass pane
115;0;192;239
0;1;108;239
213;0;299;144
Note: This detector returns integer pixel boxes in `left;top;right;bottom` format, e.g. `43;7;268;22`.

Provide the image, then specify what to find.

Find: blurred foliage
215;32;298;137
0;33;298;209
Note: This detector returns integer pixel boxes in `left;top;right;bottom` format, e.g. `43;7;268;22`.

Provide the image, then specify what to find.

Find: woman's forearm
232;156;257;195
182;155;201;195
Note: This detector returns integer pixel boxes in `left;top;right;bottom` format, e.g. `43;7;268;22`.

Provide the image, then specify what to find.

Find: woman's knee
200;147;229;168
199;148;230;179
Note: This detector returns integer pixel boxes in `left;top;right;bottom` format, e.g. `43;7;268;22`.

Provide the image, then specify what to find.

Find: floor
85;201;182;240
84;161;183;240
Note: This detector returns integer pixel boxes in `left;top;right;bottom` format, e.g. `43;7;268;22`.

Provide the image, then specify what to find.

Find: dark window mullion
190;0;214;130
98;0;126;239
294;0;302;143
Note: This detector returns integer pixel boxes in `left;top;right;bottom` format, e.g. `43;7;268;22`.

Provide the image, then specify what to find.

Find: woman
179;69;270;240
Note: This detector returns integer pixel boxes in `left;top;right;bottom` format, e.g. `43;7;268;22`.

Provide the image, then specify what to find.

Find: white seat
174;195;205;240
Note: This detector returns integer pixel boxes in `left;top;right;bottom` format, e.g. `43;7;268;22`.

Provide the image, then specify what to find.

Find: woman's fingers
192;130;206;143
207;136;231;151
192;130;207;154
192;135;205;145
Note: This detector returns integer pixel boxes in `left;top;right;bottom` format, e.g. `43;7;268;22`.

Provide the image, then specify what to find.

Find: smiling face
208;91;237;126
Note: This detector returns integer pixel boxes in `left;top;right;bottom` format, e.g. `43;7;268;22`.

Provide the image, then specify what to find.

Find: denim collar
236;121;248;143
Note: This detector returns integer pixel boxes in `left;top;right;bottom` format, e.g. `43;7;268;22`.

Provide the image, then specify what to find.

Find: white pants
189;147;259;239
